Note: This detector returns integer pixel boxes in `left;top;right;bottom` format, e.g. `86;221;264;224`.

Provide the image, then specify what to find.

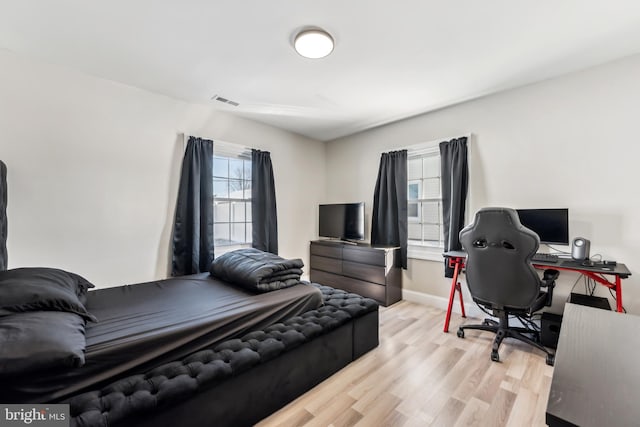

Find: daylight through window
213;154;252;255
408;149;444;248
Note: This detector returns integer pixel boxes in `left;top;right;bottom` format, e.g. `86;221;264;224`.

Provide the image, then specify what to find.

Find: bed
0;165;379;426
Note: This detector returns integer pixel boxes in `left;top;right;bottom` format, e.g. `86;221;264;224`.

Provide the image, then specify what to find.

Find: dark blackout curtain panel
371;150;408;269
171;136;214;276
440;137;469;278
251;149;278;254
0;160;7;271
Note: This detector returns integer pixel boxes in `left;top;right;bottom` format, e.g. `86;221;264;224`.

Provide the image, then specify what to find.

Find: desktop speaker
571;237;590;261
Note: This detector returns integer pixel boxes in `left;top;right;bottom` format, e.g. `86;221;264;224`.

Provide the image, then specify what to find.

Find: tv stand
310;240;402;306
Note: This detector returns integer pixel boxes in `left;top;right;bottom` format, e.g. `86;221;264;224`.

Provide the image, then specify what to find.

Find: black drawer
310;242;342;259
343;247;386;266
310;269;386;304
310;255;342;274
343;261;385;285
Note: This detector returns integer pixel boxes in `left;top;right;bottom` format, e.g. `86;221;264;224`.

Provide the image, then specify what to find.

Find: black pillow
0;268;96;321
0;311;87;376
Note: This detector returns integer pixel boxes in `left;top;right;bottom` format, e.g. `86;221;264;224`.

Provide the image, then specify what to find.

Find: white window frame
407;142;445;262
213;141;252;257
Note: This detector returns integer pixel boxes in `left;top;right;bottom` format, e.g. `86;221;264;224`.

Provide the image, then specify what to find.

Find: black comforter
1;273;322;403
210;248;304;292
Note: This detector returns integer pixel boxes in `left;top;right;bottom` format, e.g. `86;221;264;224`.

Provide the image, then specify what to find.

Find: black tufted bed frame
0;163;379;426
68;284;378;427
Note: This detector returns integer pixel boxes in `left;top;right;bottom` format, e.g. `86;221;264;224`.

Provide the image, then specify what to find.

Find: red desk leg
444;259;464;332
615;276;623;312
457;282;466;318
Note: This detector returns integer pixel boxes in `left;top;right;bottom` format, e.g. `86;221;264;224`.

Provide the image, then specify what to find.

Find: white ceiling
2;1;640;141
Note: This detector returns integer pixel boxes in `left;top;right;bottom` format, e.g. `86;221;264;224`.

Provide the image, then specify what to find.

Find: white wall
0;49;325;287
327;54;640;315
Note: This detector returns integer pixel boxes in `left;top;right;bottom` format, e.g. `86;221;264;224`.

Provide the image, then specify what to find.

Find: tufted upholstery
68;284;377;427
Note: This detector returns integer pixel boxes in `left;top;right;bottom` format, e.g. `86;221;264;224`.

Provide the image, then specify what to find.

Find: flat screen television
319;203;365;241
516;208;569;245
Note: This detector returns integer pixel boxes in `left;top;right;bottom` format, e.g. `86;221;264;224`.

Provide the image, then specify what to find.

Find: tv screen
319;203;365;241
516;208;569;245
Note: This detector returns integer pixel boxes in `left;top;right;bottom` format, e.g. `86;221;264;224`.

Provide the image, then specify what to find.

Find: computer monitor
516;208;569;245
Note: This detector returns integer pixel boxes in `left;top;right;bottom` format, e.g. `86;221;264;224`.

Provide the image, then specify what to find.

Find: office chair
457;207;559;366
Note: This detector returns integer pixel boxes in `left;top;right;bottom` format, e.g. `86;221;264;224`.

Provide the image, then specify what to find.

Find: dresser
309;240;402;306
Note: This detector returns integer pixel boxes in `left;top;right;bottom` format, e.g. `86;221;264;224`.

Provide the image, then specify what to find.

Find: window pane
423;178;440;198
228;179;244;198
246;202;252;221
231;223;246;243
408;158;422;180
423;224;440;242
422;201;440;224
408;202;419;220
243;181;252;200
408;181;420;200
213;157;229;178
213;179;229;198
231;202;245;222
246;223;252;242
408;223;422;240
214;201;230;222
423;155;440;178
229;158;244;180
214;223;230;245
244;160;251;182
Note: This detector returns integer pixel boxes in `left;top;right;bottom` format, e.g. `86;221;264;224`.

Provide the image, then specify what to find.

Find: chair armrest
541;269;559;306
541;269;559;287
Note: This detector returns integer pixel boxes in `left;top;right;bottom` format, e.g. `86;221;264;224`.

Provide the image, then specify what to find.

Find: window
407;147;444;252
213;150;252;256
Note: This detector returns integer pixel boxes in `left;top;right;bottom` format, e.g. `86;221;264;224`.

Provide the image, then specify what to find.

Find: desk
546;303;640;427
442;251;632;332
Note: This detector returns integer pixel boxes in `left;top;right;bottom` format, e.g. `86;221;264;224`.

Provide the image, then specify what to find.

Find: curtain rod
178;133;251;154
381;133;472;154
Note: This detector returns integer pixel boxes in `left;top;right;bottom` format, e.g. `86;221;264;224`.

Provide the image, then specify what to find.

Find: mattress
3;273;322;403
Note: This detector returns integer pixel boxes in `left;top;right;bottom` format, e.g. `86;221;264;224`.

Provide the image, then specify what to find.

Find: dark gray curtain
371;150;408;269
251;149;278;254
440;137;468;278
171;136;214;276
0;160;7;271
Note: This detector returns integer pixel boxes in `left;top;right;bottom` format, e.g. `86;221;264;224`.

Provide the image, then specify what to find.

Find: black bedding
1;273;322;403
210;248;304;292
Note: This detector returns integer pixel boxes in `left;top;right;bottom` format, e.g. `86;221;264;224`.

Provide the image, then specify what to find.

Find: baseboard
402;289;484;319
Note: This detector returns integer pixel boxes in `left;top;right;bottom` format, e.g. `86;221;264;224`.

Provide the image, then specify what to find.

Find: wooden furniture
546;303;640;427
310;240;402;306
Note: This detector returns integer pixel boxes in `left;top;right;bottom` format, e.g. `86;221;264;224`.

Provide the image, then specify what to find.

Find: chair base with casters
457;307;556;366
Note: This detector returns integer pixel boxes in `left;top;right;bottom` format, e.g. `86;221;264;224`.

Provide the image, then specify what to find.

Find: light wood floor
257;300;553;427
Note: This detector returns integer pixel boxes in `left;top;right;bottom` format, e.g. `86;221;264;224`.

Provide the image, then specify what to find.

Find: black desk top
443;251;631;278
546;303;640;427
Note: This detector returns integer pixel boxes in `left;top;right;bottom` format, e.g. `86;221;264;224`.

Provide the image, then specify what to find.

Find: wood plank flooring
257;300;553;427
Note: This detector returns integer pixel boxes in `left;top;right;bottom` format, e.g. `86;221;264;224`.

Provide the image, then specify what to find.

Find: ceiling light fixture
294;28;334;59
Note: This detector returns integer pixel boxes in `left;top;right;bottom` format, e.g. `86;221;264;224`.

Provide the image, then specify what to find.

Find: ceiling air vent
211;94;239;107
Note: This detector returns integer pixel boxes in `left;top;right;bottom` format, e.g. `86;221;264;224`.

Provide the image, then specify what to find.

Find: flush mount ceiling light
294;28;334;59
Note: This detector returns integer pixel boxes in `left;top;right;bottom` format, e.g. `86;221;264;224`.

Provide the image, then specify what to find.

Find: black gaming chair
457;207;559;366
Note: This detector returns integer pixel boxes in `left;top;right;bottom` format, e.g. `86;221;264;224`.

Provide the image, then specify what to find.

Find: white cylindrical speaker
571;237;591;260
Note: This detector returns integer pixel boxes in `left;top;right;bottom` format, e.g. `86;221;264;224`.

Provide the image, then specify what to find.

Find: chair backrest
459;207;541;310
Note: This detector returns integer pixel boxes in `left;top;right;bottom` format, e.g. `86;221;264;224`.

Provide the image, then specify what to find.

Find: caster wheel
546;354;555;366
491;350;500;362
457;328;465;338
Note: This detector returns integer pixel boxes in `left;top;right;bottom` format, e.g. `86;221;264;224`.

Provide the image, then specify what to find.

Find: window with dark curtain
440;137;469;278
171;136;214;276
371;150;408;268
